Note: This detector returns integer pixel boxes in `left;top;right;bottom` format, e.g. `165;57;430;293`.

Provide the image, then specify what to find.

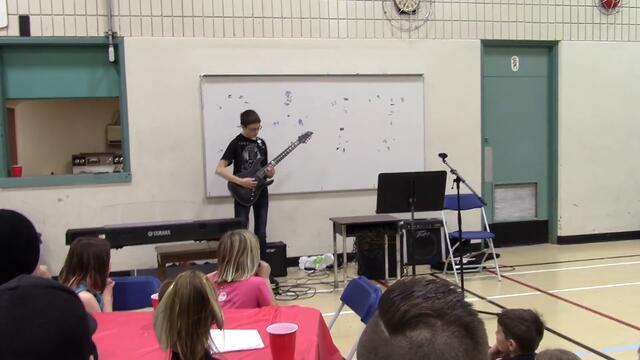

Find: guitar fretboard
256;141;301;177
272;141;300;165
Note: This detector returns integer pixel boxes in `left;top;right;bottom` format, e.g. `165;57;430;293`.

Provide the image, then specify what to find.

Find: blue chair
441;194;501;284
327;276;381;360
111;276;161;311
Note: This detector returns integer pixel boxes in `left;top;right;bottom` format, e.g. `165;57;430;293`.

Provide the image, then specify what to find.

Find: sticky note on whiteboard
0;0;7;28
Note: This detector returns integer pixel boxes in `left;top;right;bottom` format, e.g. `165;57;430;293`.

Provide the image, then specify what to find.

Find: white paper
209;329;264;353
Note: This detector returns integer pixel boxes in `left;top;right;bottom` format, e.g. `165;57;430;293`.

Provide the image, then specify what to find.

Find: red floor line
487;270;640;332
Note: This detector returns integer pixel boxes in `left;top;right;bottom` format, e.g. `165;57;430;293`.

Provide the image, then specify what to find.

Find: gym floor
275;240;640;359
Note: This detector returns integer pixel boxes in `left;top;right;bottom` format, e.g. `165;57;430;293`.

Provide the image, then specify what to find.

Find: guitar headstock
298;131;313;144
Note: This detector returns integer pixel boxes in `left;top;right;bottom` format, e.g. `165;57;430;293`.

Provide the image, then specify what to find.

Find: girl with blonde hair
59;236;114;313
154;270;224;360
207;229;275;309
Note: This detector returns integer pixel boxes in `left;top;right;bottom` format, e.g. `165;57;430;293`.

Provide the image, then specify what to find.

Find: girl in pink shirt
207;230;275;309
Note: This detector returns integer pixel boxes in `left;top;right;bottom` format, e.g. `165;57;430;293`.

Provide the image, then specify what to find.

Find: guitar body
228;161;274;207
226;131;313;206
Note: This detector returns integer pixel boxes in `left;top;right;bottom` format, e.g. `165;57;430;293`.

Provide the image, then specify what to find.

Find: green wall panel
2;45;120;99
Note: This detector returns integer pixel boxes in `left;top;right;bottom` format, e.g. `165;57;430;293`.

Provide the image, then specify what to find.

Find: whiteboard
201;75;425;198
0;0;7;28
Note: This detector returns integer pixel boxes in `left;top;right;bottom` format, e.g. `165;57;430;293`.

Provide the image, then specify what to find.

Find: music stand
376;171;447;217
376;171;447;276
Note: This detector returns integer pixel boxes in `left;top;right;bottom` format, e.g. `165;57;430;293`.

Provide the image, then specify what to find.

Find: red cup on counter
266;322;298;360
10;165;22;177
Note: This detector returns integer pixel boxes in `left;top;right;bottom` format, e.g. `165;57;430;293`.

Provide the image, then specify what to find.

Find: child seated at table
0;209;52;285
489;308;545;360
207;229;275;309
59;236;114;313
154;270;224;360
0;275;99;360
536;349;581;360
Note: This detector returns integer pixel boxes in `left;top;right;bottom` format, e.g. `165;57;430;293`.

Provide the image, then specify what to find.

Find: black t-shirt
221;133;268;175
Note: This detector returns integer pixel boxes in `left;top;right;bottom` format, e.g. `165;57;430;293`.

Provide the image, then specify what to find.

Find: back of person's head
0;274;97;359
157;278;174;302
240;109;261;127
536;348;581;360
215;229;260;283
357;277;489;360
498;308;545;355
0;209;40;285
59;236;111;292
154;270;224;360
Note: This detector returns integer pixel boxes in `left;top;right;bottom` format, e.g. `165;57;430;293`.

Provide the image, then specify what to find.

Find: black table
329;215;402;288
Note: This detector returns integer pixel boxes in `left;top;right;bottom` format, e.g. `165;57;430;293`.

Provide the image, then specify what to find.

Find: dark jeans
234;189;268;260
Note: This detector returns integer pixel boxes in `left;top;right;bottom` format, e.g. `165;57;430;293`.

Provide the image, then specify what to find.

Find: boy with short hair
489;308;545;360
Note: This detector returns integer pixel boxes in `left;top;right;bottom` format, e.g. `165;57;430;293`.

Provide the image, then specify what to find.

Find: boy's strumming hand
238;177;257;189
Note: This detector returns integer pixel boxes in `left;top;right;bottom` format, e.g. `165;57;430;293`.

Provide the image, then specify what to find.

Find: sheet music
209;329;264;353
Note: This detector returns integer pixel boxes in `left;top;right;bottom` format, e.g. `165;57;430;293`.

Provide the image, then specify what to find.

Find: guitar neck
256;141;301;177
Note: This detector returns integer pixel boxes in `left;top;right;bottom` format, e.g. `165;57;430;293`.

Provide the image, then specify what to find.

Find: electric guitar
228;131;313;206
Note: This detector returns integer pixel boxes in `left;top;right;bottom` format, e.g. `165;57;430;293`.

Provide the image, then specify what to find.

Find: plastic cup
151;293;159;310
266;323;298;360
10;165;22;177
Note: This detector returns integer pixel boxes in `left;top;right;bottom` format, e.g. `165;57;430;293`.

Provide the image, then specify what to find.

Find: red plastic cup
151;293;159;310
266;323;298;360
10;165;22;177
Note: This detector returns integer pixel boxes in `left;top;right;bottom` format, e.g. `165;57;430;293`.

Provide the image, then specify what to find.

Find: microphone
438;153;448;160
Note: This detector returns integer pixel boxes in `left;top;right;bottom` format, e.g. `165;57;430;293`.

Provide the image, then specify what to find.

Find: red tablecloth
92;305;343;360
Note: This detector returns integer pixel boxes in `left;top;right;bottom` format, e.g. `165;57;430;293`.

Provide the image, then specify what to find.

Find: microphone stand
438;153;486;297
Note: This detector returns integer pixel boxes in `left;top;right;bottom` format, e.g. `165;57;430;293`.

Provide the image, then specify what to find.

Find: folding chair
111;275;161;311
441;194;501;284
327;276;382;360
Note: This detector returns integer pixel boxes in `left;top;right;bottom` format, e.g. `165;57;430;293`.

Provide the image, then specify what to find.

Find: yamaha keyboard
65;218;244;248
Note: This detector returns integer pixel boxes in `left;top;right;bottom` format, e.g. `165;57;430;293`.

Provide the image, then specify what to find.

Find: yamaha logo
147;230;171;237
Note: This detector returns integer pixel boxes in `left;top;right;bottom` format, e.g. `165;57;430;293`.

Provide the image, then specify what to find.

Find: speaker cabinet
404;219;444;266
355;226;398;280
264;242;287;277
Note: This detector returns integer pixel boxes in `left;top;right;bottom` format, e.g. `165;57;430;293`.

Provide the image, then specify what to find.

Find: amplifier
403;218;444;266
265;242;287;277
72;152;124;174
355;227;398;280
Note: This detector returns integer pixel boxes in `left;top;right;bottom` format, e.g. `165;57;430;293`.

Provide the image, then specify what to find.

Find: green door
482;44;556;243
